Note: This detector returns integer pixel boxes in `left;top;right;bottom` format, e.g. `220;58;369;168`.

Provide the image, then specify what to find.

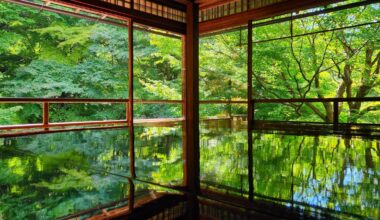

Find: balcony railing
1;97;378;131
252;97;380;128
0;98;130;130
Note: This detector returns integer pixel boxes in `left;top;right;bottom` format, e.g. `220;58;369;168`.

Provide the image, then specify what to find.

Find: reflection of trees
0;126;187;219
200;125;249;194
134;126;183;185
290;136;305;206
0;146;129;219
1;124;378;218
252;132;379;218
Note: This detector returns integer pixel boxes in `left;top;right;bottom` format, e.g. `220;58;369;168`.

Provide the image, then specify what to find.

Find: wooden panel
198;0;239;10
149;0;186;11
199;0;343;34
199;0;286;22
55;0;186;33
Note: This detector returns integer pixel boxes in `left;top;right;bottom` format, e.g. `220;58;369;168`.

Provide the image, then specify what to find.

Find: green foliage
2;60;82;97
134;30;182;104
199;4;380;122
0;2;379;220
33;168;93;191
0;106;22;124
0;2;182;122
34;25;94;49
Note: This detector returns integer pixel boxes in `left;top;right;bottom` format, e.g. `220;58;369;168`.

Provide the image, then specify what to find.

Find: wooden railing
200;100;247;104
1;97;378;130
198;97;380;127
134;100;182;104
252;97;380;127
0;98;130;130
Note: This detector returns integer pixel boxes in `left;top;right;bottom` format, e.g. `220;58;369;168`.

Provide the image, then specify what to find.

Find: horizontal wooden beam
197;0;239;10
253;97;380;103
199;0;343;34
56;0;186;34
0;97;128;103
200;100;247;104
134;100;182;104
2;97;377;104
148;0;186;11
6;0;130;28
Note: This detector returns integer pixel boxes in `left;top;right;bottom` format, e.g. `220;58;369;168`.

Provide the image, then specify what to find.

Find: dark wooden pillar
128;19;136;178
247;21;254;201
128;178;135;212
182;2;200;219
183;1;200;194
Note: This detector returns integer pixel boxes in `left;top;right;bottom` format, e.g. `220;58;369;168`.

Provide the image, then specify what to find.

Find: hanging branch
290;17;310;84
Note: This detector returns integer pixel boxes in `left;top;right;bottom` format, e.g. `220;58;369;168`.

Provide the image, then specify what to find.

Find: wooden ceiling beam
197;0;239;10
174;0;193;5
54;0;186;34
148;0;187;11
199;0;343;34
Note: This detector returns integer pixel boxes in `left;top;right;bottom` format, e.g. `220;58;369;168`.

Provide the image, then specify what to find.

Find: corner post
183;2;200;219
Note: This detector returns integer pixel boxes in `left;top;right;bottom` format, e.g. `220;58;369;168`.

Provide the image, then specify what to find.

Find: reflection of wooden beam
200;0;342;34
0;120;128;131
